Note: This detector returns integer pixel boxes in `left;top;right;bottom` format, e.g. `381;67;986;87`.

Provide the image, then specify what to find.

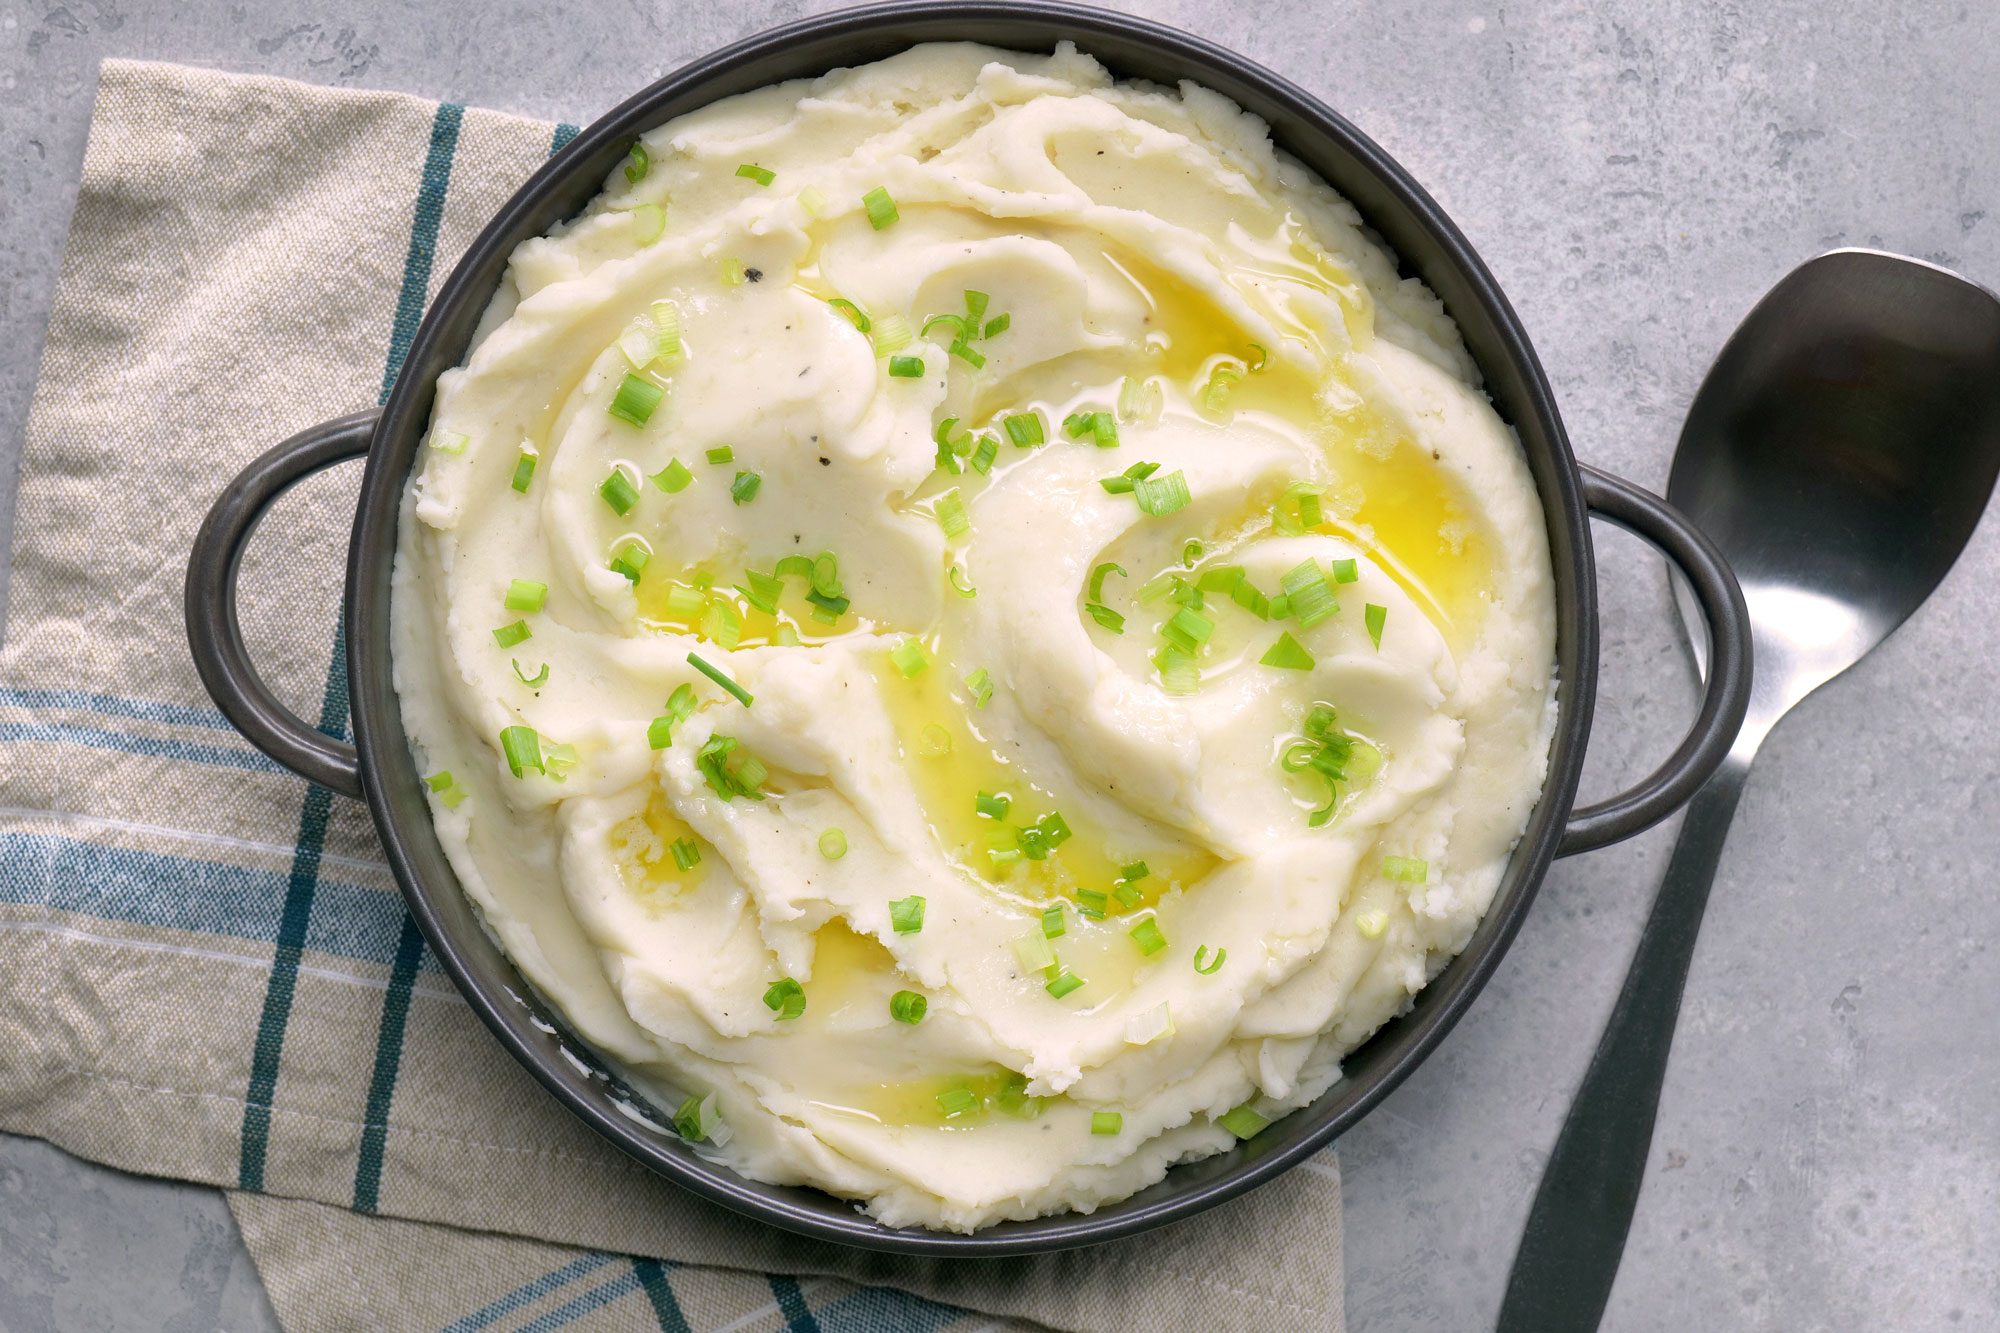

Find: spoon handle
1496;752;1753;1331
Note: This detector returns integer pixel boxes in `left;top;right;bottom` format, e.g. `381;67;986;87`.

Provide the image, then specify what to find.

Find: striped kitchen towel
0;58;1344;1333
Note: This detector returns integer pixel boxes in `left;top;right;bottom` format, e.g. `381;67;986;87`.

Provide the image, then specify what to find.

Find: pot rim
346;0;1597;1254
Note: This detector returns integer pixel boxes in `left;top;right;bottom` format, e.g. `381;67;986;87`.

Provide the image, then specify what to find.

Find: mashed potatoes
394;42;1558;1231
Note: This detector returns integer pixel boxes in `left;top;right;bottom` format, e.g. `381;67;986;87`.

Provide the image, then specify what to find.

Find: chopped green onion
1128;917;1168;955
1156;646;1199;696
1076;889;1108;919
686;651;753;707
492;620;531;648
1281;559;1338;629
735;162;775;186
1100;461;1161;494
735;569;783;615
1330;557;1359;584
1088;562;1126;603
599;468;640;515
1197;565;1243;593
1041;905;1066;938
650;301;682;361
969;434;999;473
888;895;925;933
828;298;871;333
629;203;666;243
888;354;925;378
1182;539;1204;568
719;256;747;286
890;638;929;678
948;564;976;598
608;374;663;427
1356;909;1390;938
671;837;700;872
1120;861;1150;882
673;1091;723;1143
424;770;467;810
1063;410;1117;447
1274;481;1324;534
975;791;1011;820
931;415;968;475
1247;343;1269;371
917;722;952;757
695;733;766;801
646;715;674;749
798;185;827;216
889;990;927;1025
920;312;970;343
936;1086;978;1118
1112;880;1142;909
1091;1110;1123;1136
704;596;743;650
510;446;537;493
542;741;579;781
1013;930;1056;973
1218;1105;1268;1140
499;725;542;777
949;339;986;369
1260;631;1316;670
624;141;649;184
1161;605;1214;655
1201;360;1245;412
663;584;705;619
1383;855;1428;882
430;430;468;455
819;828;848;860
729;470;761;505
809;552;841;598
964;667;994;708
934;489;970;539
1133;469;1191;517
706;445;734;465
1365;602;1388;648
607;536;644;580
1002;412;1044;448
1125;1001;1174;1045
1085;603;1125;633
652;459;693;493
962;290;989;324
763;977;806;1020
512;659;549;689
862;185;899;230
871;313;912;355
504;579;548;612
983;313;1011;338
1045;969;1085;999
1118;374;1163;423
1193;945;1226;975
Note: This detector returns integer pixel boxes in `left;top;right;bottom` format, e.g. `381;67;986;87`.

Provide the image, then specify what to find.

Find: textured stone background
3;1;1996;1329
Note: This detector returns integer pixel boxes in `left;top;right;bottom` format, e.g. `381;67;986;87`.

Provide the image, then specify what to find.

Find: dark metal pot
184;0;1751;1255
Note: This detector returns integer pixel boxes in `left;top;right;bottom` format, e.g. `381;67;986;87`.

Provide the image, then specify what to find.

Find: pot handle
185;412;377;800
1559;466;1751;855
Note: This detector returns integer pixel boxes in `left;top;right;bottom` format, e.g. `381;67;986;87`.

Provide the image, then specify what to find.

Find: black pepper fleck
745;267;763;282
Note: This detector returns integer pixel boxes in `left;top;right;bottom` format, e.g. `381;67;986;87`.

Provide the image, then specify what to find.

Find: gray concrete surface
3;1;1997;1329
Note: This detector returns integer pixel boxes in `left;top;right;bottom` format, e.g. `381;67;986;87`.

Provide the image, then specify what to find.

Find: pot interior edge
348;0;1598;1253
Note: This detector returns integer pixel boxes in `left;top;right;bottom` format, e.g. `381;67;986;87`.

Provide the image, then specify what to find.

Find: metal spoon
1498;249;2000;1331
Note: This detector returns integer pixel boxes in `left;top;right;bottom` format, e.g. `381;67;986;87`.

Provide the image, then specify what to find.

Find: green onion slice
828;298;872;333
1085;603;1125;633
499;725;542;777
948;564;976;598
1076;889;1108;919
1133;470;1191;516
871;313;912;355
1280;559;1338;629
512;659;549;689
735;163;775;186
969;434;998;474
1193;945;1226;975
1330;557;1359;584
430;430;468;455
504;579;548;612
510;447;537;493
1002;412;1045;448
763;977;806;1020
1218;1105;1268;1140
964;667;994;709
1128;917;1168;955
1044;969;1084;999
687;651;753;707
671;837;700;872
889;990;927;1025
1383;855;1428;882
1365;602;1388;648
890;638;929;678
862;185;899;230
607;374;663;427
624;141;649;184
652;459;693;493
1041;904;1066;938
934;489;970;539
705;445;734;465
888;354;925;378
974;791;1011;820
936;1086;978;1118
1088;561;1126;603
729;471;762;505
673;1091;723;1143
599;467;641;515
819;828;848;860
1013;930;1056;973
1260;631;1316;670
1091;1110;1123;1136
889;895;925;933
492;620;531;648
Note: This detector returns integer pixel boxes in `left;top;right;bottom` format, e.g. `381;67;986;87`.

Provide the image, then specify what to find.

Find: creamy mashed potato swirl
395;42;1558;1231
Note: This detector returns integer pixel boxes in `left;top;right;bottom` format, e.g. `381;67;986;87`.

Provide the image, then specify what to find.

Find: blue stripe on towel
439;1254;615;1333
632;1259;690;1333
0;687;235;732
238;98;465;1194
0;720;283;775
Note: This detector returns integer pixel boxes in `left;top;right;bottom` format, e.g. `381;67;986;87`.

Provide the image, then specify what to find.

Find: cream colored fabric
0;58;1344;1333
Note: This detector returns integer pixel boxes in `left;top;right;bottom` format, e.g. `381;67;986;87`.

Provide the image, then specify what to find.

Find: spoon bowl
1671;249;2000;734
1502;248;2000;1332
